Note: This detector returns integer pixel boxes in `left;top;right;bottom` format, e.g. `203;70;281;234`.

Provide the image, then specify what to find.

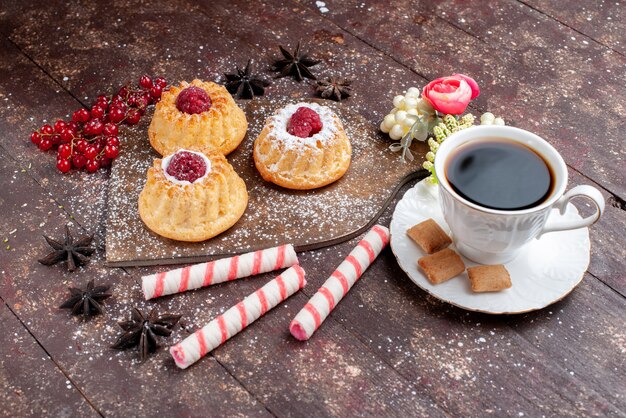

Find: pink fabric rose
422;74;480;115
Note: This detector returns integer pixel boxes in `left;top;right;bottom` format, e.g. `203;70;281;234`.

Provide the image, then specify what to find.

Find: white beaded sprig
380;87;434;141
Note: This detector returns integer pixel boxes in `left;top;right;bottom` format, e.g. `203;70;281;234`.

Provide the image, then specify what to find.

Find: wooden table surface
1;1;624;416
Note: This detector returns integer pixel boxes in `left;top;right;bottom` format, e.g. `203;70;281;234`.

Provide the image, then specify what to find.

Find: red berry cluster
30;75;167;173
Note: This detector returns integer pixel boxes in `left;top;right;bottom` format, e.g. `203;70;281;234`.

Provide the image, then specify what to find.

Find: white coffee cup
434;125;605;264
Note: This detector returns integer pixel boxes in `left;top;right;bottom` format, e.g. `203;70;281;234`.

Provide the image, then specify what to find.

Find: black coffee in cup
445;137;554;210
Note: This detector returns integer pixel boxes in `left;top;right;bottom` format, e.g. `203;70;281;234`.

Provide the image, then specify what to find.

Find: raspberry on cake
287;106;323;138
164;150;208;183
175;86;212;114
253;102;352;190
148;79;248;156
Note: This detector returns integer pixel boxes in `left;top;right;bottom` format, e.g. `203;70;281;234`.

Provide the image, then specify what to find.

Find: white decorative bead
404;97;418;109
480;112;495;123
394;110;407;123
481;119;493;125
407;87;420;96
402;117;416;128
389;124;404;140
383;114;396;129
392;95;404;108
406;108;419;116
494;117;505;126
390;107;398;114
380;121;390;133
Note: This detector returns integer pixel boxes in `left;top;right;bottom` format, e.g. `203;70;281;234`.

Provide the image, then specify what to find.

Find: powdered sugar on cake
267;102;341;151
161;149;212;185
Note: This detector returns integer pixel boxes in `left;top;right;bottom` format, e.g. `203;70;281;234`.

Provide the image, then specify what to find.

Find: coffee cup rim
433;125;568;215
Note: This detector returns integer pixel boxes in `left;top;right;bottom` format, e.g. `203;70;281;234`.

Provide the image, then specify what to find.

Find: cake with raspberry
253;102;352;189
148;79;248;156
138;147;248;242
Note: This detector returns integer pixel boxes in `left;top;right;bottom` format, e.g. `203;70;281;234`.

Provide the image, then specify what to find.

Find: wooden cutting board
105;99;427;267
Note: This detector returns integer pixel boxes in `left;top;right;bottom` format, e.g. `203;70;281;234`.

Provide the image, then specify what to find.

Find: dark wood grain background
0;1;624;416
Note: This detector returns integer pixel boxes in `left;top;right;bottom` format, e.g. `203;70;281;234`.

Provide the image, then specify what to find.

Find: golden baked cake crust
148;79;248;156
253;102;352;190
138;147;248;242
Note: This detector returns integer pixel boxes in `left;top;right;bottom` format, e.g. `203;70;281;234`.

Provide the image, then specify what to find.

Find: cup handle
540;185;605;236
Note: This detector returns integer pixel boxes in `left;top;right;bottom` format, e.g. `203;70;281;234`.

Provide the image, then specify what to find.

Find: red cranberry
149;85;163;99
104;144;119;159
111;95;125;107
126;94;139;107
74;139;88;153
60;128;74;143
54;120;67;133
31;131;42;145
135;95;149;110
58;144;72;159
154;77;167;89
125;109;141;125
39;138;53;151
84;145;99;160
85;159;100;173
96;95;109;108
72;154;87;168
109;106;126;123
118;86;129;98
41;124;54;135
165;151;207;183
106;136;119;147
175;86;212;114
56;158;71;173
91;105;105;119
103;123;118;136
72;109;90;123
139;75;153;89
94;137;106;150
287;107;323;138
84;118;104;136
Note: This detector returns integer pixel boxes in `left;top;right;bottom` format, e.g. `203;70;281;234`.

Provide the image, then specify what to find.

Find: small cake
418;248;465;285
148;79;248;156
138;147;248;242
407;219;452;254
253;102;352;190
467;265;512;292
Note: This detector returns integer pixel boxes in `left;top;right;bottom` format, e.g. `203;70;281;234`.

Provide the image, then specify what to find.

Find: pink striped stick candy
290;225;389;341
142;244;298;300
170;265;307;369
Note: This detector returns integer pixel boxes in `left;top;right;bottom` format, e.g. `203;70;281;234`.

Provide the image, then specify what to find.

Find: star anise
224;60;271;99
38;225;94;272
270;41;320;81
315;77;353;102
59;280;112;319
111;308;181;362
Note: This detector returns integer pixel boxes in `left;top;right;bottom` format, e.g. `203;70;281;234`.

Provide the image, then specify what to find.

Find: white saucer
390;180;591;314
